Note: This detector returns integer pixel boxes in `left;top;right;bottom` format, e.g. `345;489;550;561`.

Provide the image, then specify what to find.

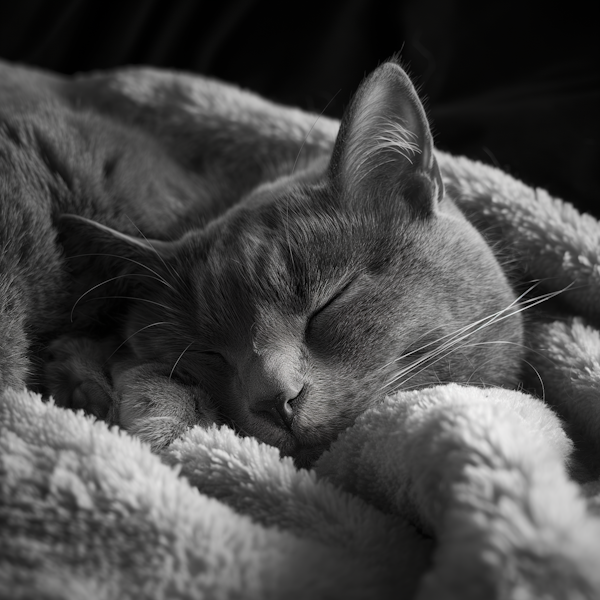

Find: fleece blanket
2;65;600;600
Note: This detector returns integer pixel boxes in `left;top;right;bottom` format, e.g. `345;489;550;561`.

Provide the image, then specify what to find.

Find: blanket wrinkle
316;385;600;599
1;389;416;600
164;423;430;559
2;63;600;600
530;317;600;477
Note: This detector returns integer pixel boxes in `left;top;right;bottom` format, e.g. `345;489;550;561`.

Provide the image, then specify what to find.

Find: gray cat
0;59;523;467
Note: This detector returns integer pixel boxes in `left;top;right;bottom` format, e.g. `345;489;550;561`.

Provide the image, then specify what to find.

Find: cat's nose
251;384;303;430
275;386;302;429
241;348;304;429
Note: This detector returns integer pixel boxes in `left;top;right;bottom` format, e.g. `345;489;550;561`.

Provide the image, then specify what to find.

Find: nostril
278;384;304;428
277;398;295;430
250;384;304;430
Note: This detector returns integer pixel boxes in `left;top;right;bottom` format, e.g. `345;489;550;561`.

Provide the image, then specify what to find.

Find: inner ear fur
329;59;444;215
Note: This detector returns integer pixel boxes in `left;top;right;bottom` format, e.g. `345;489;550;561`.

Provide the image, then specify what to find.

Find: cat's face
154;188;521;466
63;61;524;466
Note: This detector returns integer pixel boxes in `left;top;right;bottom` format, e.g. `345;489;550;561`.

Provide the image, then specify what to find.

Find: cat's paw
110;362;219;452
44;336;119;420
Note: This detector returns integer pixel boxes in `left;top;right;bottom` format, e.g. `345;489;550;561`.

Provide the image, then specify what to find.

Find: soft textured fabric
1;64;600;599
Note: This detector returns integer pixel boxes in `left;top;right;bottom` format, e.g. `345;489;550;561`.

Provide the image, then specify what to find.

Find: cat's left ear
329;61;444;215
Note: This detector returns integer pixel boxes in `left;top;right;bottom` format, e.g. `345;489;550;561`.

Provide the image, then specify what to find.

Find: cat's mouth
225;399;334;469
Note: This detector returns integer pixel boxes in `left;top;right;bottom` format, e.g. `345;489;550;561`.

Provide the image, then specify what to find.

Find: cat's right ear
57;214;178;273
328;60;444;216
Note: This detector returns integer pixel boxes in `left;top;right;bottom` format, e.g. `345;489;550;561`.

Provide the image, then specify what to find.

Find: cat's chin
241;418;333;469
243;422;331;469
286;444;329;470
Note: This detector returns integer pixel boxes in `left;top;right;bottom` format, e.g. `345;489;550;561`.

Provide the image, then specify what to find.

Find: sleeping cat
1;58;524;467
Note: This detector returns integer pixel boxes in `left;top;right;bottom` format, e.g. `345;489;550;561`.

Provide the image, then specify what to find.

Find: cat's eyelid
312;277;357;318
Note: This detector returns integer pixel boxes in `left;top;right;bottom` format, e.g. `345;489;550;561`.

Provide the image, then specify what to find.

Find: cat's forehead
188;195;348;307
185;179;423;320
214;182;403;252
205;185;332;261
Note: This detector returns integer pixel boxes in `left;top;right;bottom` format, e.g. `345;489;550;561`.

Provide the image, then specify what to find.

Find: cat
0;58;524;467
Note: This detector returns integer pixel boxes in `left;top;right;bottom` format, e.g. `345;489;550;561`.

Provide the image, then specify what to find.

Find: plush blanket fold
1;64;600;599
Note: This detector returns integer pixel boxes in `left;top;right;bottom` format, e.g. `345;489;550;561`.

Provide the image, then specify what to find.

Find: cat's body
0;59;523;466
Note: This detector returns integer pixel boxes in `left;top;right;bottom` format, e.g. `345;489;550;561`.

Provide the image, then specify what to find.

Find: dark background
1;0;598;216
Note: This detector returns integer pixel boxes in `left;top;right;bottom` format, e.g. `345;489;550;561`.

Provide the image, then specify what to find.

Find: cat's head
60;61;523;467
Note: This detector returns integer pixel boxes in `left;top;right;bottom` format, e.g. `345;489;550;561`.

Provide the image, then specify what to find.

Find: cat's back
0;61;215;387
0;83;202;235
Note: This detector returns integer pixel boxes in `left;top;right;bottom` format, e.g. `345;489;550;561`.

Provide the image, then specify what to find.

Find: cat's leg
45;335;220;451
44;335;120;420
110;361;219;452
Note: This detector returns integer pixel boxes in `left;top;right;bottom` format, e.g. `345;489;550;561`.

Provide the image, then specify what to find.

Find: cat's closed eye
307;278;357;328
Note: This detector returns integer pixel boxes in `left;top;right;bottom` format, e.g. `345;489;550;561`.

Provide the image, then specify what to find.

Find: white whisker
70;273;173;321
459;339;557;366
169;341;195;382
455;339;552;403
124;215;186;286
105;321;173;362
381;282;573;392
521;358;546;402
385;338;475;392
67;252;174;290
378;287;536;374
291;91;340;176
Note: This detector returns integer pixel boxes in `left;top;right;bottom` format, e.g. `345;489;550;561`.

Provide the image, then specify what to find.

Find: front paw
44;336;118;419
111;363;219;452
